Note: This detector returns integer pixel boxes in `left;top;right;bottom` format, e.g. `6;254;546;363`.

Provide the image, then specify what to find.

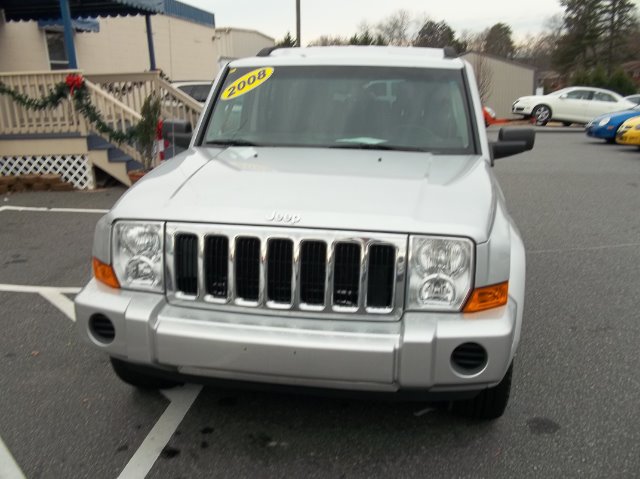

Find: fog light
419;275;455;305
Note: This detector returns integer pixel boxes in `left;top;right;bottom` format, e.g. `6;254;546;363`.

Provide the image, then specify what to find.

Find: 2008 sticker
221;67;274;100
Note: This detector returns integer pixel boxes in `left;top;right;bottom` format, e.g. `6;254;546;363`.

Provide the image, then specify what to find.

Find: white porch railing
85;71;204;129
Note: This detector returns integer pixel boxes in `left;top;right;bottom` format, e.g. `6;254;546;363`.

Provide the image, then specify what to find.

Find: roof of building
461;51;536;72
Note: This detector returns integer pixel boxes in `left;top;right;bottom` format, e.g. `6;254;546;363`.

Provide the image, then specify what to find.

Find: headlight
112;221;164;292
407;236;474;311
598;117;610;126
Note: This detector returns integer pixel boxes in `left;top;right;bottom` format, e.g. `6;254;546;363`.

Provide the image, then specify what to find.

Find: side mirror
490;127;535;162
559;94;567;100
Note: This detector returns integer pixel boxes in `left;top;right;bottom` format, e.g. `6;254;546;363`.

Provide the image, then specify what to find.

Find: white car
512;86;636;126
624;94;640;106
171;81;213;105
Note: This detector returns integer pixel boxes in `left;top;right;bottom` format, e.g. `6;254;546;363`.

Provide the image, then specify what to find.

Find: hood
514;95;540;104
593;109;640;123
111;147;498;242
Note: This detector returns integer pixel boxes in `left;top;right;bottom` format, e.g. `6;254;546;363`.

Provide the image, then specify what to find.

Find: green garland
71;86;138;144
0;77;158;150
0;81;69;110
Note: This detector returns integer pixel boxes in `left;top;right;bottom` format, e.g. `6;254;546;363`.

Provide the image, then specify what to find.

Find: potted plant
128;92;161;184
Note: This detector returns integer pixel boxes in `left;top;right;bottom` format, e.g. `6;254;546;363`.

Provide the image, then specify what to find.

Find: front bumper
616;130;640;146
75;280;517;393
512;104;533;116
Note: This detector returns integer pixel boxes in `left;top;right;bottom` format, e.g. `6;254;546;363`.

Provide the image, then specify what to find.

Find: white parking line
2;283;202;478
118;385;203;479
0;435;26;479
0;283;81;295
38;290;76;321
0;205;108;214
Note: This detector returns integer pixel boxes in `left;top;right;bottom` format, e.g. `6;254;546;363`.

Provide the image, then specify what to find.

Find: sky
182;0;571;43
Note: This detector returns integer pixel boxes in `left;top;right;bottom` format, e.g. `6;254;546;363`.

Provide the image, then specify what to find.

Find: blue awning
1;0;213;26
37;17;100;33
1;1;164;21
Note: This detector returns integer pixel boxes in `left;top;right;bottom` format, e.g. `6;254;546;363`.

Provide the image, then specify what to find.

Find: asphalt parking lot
1;132;639;478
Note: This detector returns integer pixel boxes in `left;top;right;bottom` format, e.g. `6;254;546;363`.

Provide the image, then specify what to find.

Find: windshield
203;65;476;154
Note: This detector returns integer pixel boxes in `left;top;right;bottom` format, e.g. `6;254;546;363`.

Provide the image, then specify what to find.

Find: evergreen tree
276;32;297;48
414;20;461;50
553;0;605;71
601;0;638;74
483;23;515;58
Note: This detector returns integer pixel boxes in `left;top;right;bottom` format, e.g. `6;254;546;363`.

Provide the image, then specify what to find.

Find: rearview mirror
490;128;535;162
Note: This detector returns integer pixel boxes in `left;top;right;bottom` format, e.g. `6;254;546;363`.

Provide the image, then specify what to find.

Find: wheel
532;105;551;126
110;357;182;390
451;362;513;420
562;121;572;127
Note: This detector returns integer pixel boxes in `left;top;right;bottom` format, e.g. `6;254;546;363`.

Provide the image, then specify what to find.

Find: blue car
586;104;640;143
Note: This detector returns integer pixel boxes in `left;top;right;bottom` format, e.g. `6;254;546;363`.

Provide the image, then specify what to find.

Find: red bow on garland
65;74;84;95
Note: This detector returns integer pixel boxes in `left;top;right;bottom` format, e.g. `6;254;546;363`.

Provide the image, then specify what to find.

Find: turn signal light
93;257;120;288
463;281;508;313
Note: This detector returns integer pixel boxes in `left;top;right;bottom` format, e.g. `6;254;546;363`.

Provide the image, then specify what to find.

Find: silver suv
76;46;534;420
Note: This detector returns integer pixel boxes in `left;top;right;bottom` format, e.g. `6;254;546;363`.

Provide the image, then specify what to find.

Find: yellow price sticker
221;67;274;101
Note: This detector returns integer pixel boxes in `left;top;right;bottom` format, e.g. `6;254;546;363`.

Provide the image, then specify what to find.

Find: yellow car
616;115;640;146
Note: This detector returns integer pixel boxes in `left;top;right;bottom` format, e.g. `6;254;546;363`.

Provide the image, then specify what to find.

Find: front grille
367;244;396;308
333;243;361;307
168;224;406;319
204;235;228;298
267;239;293;303
299;241;326;305
235;237;260;301
175;234;198;296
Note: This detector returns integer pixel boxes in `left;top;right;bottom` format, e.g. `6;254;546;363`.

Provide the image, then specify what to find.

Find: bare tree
307;35;349;46
458;29;487;52
375;9;413;45
468;54;493;103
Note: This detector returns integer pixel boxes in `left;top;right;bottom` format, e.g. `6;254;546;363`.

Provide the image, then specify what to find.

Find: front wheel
450;362;513;420
533;105;551;126
110;357;182;390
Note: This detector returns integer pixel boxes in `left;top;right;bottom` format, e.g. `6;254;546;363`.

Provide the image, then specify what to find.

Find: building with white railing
0;1;274;188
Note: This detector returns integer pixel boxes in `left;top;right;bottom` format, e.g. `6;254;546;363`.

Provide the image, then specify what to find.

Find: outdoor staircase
0;70;202;188
86;134;143;186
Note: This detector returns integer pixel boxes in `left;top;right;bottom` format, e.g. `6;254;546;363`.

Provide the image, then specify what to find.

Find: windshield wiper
205;139;257;147
329;143;429;152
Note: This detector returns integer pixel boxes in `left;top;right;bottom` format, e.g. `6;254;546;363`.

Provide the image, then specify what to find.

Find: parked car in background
512;86;636;126
171;81;213;105
615;115;640;147
585;104;640;143
623;94;640;106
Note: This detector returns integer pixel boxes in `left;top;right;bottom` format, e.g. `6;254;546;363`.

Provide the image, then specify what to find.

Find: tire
532;105;551;126
110;357;182;390
605;137;616;144
451;362;513;420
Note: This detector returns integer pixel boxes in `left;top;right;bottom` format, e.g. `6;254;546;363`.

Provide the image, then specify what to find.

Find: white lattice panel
0;155;94;190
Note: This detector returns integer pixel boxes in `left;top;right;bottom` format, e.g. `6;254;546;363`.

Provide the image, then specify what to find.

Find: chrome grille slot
204;235;228;298
267;238;294;304
366;244;396;308
166;224;407;321
333;242;361;307
299;241;327;306
235;237;260;301
175;233;198;296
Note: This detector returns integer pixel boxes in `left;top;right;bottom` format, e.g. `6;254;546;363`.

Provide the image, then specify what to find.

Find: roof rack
257;46;280;57
443;46;458;59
